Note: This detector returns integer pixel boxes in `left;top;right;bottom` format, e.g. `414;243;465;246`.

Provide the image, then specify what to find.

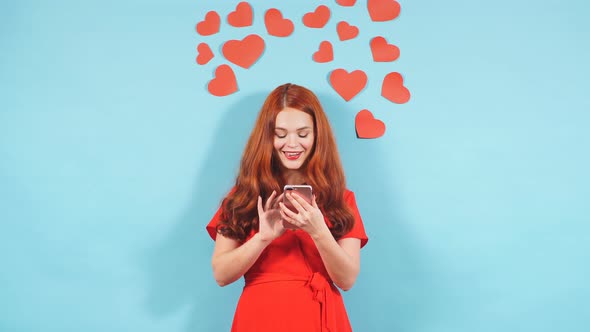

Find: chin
282;162;304;170
280;156;308;170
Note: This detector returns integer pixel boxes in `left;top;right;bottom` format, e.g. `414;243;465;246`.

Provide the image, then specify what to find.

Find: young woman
206;83;368;331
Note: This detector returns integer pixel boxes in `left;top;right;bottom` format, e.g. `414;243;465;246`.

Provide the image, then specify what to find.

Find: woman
206;83;368;331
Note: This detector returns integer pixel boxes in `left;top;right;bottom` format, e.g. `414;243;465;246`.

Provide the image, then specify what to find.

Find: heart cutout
370;36;399;62
208;65;238;97
222;34;265;69
228;2;253;27
337;21;359;41
196;11;220;36
265;8;294;37
368;0;401;22
329;69;368;101
356;110;385;139
336;0;357;6
381;72;410;104
313;41;333;63
196;43;214;65
303;5;331;28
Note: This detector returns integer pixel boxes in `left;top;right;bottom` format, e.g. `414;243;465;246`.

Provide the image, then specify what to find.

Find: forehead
275;107;314;129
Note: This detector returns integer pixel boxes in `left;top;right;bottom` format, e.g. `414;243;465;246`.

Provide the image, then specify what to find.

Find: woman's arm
211;233;270;286
211;192;285;286
312;233;361;291
280;193;361;291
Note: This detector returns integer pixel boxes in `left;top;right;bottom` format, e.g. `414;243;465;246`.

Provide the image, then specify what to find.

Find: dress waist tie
245;272;337;332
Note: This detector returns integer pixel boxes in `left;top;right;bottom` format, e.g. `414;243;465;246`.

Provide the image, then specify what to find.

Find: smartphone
283;185;313;213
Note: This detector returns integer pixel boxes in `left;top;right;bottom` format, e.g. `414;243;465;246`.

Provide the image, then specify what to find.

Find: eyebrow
274;126;312;131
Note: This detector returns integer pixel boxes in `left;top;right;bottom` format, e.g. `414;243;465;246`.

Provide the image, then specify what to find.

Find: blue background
1;0;589;331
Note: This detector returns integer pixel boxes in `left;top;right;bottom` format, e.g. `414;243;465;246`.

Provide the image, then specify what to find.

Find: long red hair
216;83;354;242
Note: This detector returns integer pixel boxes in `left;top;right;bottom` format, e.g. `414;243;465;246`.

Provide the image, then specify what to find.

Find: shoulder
343;188;356;199
342;188;360;206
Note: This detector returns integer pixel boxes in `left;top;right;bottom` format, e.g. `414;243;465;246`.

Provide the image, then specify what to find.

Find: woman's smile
283;151;303;160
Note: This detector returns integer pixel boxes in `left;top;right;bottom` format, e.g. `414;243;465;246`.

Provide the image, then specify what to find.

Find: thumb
257;196;264;215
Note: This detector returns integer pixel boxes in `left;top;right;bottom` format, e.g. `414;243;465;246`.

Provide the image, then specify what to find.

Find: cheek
302;137;315;150
273;138;282;150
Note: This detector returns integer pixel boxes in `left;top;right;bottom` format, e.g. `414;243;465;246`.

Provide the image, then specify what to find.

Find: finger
265;190;276;211
272;193;284;209
280;210;298;226
279;202;298;219
290;192;310;207
287;192;307;212
267;190;277;210
257;196;263;215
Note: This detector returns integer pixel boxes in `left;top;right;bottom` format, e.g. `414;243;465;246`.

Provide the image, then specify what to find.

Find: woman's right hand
257;191;285;242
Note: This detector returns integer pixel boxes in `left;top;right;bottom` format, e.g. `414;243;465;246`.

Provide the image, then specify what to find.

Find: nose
286;134;298;147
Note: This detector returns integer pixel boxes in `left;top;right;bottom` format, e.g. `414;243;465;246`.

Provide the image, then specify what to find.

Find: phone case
283;185;313;212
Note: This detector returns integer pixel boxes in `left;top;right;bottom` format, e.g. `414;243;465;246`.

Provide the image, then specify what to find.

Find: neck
283;169;306;185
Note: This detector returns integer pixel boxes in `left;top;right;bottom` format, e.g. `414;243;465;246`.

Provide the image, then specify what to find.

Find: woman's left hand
279;193;330;238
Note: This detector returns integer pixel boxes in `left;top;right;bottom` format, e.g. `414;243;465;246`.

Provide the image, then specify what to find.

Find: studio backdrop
1;0;589;331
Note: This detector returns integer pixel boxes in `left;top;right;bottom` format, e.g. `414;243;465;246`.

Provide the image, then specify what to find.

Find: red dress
207;190;368;332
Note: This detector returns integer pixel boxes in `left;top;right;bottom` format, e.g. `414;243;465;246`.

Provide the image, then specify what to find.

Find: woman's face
273;107;315;170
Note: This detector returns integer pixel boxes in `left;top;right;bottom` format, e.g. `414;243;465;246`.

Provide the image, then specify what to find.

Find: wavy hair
216;83;354;242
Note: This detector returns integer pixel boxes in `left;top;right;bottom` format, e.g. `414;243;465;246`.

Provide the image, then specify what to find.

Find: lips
283;151;303;160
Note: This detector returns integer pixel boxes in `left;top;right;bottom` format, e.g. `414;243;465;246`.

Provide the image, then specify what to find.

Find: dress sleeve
340;190;368;248
206;187;237;240
206;206;223;240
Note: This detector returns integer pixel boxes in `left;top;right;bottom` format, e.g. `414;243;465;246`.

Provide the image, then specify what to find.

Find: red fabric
206;189;368;332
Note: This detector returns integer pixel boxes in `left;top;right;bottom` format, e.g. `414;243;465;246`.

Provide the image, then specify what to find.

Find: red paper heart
265;8;294;37
368;0;401;22
313;41;333;63
222;34;265;69
196;43;214;65
370;36;399;62
381;72;410;104
196;11;220;36
336;0;357;6
337;21;359;41
329;69;367;101
228;2;253;27
355;110;385;139
208;65;238;97
303;5;331;28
